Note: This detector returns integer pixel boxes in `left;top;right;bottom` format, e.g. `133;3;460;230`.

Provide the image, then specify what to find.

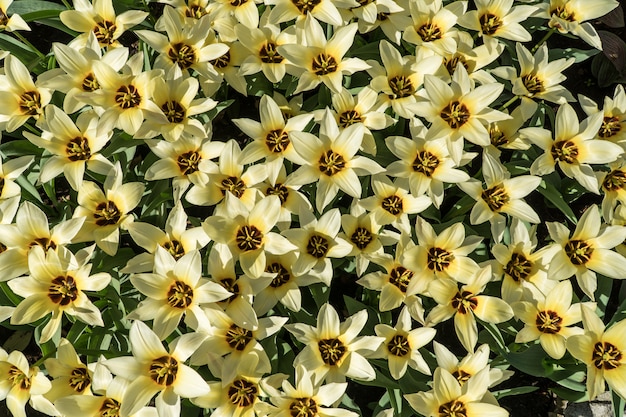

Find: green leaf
536;179;577;224
7;0;65;15
505;344;551;378
548;48;600;63
492;386;539;399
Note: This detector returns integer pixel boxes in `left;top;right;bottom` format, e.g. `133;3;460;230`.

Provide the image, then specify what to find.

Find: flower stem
12;31;46;61
499;96;519;111
531;27;556;53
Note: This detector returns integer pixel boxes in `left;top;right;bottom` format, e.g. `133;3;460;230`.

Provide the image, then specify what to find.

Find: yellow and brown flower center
210;51;231;69
550;140;578;164
82;73;100;91
221;176;246;198
521;74;544;95
19;91;42;116
228;378;258;407
551;6;575;21
312;53;338;76
307;234;329;258
592;342;622;370
0;8;8;27
602;169;626;192
236;225;264;251
267;262;291;287
93;20;117;45
388;75;415;99
318;338;346;365
167;42;197;69
0;242;6;253
49;275;79;306
219;278;240;303
0;176;4;196
163;239;185;260
149;356;178;386
8;366;31;390
479;13;502;35
452;369;472;385
266;183;290;204
99;398;121;417
504;252;533;282
489;124;509;147
377;12;390;21
69;367;91;393
564;239;593;265
292;0;322;14
115;84;141;109
599;116;622;138
161;100;186;124
439;399;468;417
66;137;91;161
443;54;469;76
260;42;284;64
167;280;194;309
412;150;440;177
441;101;470;129
177;150;201;175
417;21;442;42
381;195;403;216
318;150;346;176
427;247;454;272
387;334;411;357
451;290;478;314
225;324;254;351
351;227;373;250
481;184;510;212
29;237;57;251
94;200;121;226
536;310;562;334
185;4;207;18
289;397;318;417
388;266;413;293
266;129;290;153
339;110;363;128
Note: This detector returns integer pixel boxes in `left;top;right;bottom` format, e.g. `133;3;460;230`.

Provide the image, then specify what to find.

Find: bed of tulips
1;0;626;416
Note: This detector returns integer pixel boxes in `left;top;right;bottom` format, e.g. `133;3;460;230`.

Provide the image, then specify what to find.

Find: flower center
504;252;533;282
82;73;100;91
163;239;185;260
94;201;121;226
167;42;197;69
161;100;186;124
260;42;284;63
177;150;201;175
19;91;42;116
8;366;31;390
292;0;322;14
387;334;411;357
69;367;91;393
451;290;478;314
599;116;622;138
427;247;455;272
225;324;254;351
381;195;403;216
185;5;207;18
439;400;468;417
443;54;468;76
0;8;8;27
489;124;509;147
481;184;510;211
564;239;593;265
307;235;329;258
388;75;415;99
266;183;289;204
149;356;178;386
551;6;576;21
521;74;544;95
388;266;413;293
267;262;291;287
452;369;471;385
0;242;6;253
221;176;246;198
592;342;622;370
536;310;563;334
377;12;390;21
228;379;258;407
602;169;626;192
412;150;440;177
49;275;79;306
318;338;346;365
99;398;121;417
115;84;141;109
417;21;442;41
219;278;240;303
236;225;264;251
66;137;91;161
167;280;194;309
318;150;346;176
339;110;363;127
93;20;117;45
479;13;502;35
289;397;318;417
351;227;373;250
312;53;338;76
550;140;579;164
29;237;57;251
266;129;290;153
441;101;470;129
210;51;231;69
